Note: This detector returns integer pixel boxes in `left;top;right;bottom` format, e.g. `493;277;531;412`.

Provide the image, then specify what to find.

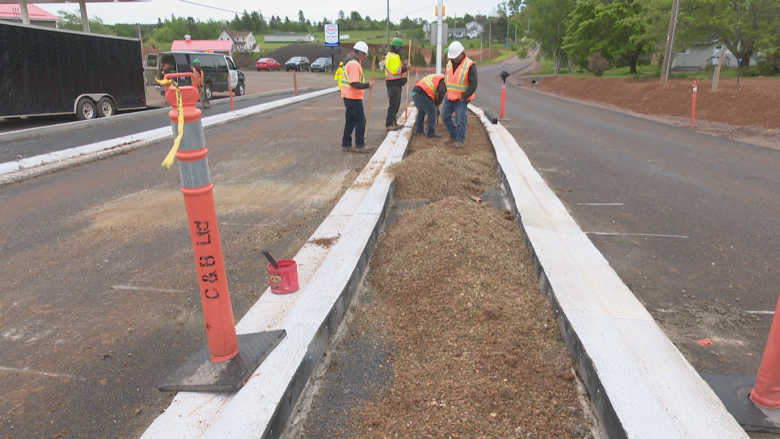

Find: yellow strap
155;78;184;170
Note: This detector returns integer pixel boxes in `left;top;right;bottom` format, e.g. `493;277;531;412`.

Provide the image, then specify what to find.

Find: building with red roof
0;4;59;28
171;38;233;56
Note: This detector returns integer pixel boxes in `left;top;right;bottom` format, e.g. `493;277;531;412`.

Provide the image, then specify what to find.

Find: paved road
473;58;780;380
0;90;308;165
0;92;387;439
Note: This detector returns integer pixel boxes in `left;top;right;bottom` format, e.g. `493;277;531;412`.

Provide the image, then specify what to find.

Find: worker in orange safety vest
441;41;477;148
340;41;374;153
191;59;210;109
411;74;446;138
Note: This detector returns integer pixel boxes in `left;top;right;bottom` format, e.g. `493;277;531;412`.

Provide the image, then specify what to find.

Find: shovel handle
262;249;279;269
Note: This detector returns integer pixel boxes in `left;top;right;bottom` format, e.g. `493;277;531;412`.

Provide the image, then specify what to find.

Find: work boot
426;132;443;138
454;141;464;148
386;125;401;131
354;145;374;154
444;137;456;145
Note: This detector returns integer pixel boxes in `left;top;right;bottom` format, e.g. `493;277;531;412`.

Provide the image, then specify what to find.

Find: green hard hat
193;59;200;64
391;37;404;47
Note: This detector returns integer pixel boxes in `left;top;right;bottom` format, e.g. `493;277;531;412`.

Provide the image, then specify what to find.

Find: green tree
681;0;780;65
56;9;116;35
563;0;653;74
524;0;575;74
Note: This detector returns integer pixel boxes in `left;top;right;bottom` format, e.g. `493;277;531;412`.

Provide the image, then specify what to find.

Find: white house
464;21;483;38
218;30;259;53
263;32;317;43
672;40;759;70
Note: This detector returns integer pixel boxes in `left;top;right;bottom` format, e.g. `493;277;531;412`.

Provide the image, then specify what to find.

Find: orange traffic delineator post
751;293;780;408
700;290;780;432
157;72;286;393
229;84;234;111
293;70;299;96
690;80;697;127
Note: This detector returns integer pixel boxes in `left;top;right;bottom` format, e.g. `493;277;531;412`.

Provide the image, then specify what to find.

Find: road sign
325;24;339;47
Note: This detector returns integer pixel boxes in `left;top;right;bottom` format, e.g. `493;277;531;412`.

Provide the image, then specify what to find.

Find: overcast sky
37;0;498;26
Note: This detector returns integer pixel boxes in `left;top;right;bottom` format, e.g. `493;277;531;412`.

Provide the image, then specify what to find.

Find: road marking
654;308;677;313
747;310;775;315
577;203;624;206
112;285;187;293
0;365;76;379
585;232;689;239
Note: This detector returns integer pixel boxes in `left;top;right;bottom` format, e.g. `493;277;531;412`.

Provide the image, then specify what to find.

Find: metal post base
160;330;286;393
702;373;780;433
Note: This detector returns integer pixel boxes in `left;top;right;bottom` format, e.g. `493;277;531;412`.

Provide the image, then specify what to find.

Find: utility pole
488;21;491;60
386;0;390;48
435;0;444;74
660;0;681;84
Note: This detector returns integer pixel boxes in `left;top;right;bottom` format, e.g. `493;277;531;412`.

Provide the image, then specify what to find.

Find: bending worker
341;41;374;152
441;41;477;148
383;37;408;131
411;73;446;138
191;59;210;109
334;61;344;90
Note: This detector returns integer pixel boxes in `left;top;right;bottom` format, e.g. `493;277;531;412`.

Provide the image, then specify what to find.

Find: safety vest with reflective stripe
415;74;445;102
445;57;475;101
191;67;204;86
340;59;365;100
384;51;404;80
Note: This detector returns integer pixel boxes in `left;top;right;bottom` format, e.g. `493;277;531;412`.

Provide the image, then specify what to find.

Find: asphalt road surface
474;58;780;382
0;92;387;439
0;90;309;165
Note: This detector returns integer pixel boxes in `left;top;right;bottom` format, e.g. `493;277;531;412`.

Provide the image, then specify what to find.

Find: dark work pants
386;85;402;127
412;93;439;136
342;98;365;147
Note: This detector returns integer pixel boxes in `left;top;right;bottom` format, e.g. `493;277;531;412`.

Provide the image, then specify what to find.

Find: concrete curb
0;87;323;146
470;104;748;438
0;87;337;187
140;108;418;439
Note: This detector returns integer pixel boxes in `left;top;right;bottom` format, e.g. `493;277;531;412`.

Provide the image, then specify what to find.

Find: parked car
256;57;281;71
285;56;310;71
310;57;333;72
148;52;245;98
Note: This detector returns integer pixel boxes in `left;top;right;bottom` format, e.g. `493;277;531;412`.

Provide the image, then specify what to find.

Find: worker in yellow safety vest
383;37;408;131
334;61;344;89
191;59;210;109
441;41;477;148
411;74;446;138
340;41;374;152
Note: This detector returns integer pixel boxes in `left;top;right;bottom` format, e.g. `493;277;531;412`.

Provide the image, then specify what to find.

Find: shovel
262;249;279;269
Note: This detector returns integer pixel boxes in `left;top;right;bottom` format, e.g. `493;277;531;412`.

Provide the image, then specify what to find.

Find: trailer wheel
235;81;245;96
204;83;213;100
76;97;97;121
97;97;116;117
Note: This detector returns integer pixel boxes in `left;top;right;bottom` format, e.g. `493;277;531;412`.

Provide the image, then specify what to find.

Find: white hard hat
353;41;369;54
447;41;464;59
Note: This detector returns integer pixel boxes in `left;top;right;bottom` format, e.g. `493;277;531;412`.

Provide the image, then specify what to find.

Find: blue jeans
441;99;468;142
342;98;365;147
412;93;439;136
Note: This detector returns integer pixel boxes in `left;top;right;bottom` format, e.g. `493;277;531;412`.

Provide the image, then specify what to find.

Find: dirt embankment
527;76;780;130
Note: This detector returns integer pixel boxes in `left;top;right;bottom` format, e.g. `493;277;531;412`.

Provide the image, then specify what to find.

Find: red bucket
268;259;299;294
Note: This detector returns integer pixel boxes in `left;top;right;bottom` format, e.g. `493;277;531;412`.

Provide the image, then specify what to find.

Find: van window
227;58;237;70
147;56;157;67
215;56;227;69
200;56;215;68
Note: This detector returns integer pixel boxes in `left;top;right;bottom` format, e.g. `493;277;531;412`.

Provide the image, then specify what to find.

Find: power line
177;0;241;15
